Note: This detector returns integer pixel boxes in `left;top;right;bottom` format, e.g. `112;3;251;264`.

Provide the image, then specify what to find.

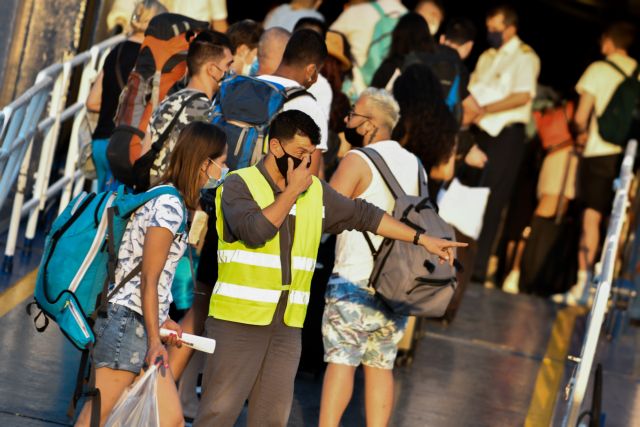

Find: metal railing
1;34;126;273
561;139;638;427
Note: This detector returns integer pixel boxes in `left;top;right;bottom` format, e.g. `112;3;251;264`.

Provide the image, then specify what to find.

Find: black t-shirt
196;209;219;287
92;40;140;139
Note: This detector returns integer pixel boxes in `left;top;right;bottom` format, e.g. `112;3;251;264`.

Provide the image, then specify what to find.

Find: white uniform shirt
576;53;638;157
469;36;540;137
330;0;407;68
258;75;329;151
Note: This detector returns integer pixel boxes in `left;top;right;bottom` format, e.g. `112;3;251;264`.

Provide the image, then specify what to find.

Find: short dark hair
294;17;327;39
603;21;636;51
226;19;263;50
281;29;328;68
269;110;320;146
488;5;519;29
187;30;234;76
444;17;476;45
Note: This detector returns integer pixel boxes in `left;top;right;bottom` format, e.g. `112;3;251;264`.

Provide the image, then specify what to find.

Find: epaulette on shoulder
519;43;534;53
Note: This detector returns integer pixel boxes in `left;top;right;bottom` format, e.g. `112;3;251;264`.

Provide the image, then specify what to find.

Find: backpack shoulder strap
150;91;209;153
355;147;406;198
603;59;629;78
371;2;385;17
284;86;316;103
417;159;429;198
115;185;186;232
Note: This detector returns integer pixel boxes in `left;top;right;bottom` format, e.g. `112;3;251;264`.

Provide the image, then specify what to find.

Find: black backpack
357;147;460;317
597;60;640;146
403;47;464;124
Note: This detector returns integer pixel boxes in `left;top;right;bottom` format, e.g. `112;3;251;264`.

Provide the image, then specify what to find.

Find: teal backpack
29;185;186;350
597;60;640;146
359;3;403;86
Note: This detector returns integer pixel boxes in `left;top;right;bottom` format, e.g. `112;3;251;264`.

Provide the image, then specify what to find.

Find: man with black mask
462;4;539;286
319;88;430;427
195;109;465;427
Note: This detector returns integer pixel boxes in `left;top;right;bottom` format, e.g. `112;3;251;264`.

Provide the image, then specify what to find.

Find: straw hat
326;31;352;71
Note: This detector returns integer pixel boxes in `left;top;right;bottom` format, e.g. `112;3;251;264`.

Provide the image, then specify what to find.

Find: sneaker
502;270;520;294
551;271;591;306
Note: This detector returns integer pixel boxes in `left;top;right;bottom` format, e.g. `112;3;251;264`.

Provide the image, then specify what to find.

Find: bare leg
318;363;357;427
74;367;135;427
156;365;185;427
579;208;602;271
363;365;394;427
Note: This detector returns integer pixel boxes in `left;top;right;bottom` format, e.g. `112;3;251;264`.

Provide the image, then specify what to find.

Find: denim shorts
322;275;408;370
93;303;147;374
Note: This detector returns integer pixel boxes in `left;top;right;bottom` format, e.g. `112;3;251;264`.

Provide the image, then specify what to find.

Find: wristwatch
413;230;423;245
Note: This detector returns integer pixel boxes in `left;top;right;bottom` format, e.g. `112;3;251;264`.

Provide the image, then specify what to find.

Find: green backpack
597;60;640;146
359;3;403;86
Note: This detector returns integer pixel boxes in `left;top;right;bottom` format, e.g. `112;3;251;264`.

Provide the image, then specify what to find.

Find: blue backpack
211;74;313;170
29;185;186;350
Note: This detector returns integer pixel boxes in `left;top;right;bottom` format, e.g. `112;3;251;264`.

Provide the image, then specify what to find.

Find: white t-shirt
107;0;227;31
263;4;324;32
469;36;540;137
258;74;329;151
109;190;187;324
333;140;424;283
308;73;333;122
330;0;407;68
576;53;638;157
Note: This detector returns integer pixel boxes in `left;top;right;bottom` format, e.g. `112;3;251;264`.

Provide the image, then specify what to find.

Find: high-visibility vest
209;166;323;327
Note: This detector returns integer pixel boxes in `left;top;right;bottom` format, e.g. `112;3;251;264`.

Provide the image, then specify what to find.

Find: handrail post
562;139;637;426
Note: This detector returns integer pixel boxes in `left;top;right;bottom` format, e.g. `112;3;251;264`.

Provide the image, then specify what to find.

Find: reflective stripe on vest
210;165;323;327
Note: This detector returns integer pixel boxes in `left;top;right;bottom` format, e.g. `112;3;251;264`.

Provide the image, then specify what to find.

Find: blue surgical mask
249;57;259;77
203;160;229;189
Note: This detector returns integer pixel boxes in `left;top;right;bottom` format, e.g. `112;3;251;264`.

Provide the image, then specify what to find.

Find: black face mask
275;142;306;180
487;31;503;48
343;125;365;147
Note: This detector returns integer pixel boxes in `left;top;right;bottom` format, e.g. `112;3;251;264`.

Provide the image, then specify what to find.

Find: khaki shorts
322;275;407;370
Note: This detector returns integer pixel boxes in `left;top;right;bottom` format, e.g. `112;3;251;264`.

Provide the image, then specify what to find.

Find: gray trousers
194;295;302;427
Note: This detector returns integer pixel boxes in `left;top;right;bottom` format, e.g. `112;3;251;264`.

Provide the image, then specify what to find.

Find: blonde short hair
361;87;401;130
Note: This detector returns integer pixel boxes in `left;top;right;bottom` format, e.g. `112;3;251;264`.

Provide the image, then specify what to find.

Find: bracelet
413;230;422;245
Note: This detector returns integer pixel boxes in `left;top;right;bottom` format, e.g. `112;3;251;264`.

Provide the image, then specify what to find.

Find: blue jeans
93;303;147;374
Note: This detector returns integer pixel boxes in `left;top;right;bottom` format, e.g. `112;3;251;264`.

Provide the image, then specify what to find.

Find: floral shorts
93;303;147;374
322;275;408;370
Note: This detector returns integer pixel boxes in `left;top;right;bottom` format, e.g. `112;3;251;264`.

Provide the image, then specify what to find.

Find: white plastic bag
104;364;160;427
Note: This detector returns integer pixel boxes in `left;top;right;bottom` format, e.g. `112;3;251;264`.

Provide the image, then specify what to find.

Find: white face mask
241;61;253;76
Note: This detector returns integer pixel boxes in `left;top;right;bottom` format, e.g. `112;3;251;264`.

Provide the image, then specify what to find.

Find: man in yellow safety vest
194;109;465;427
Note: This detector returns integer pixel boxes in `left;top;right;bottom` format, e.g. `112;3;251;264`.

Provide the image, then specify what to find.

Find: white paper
438;178;490;240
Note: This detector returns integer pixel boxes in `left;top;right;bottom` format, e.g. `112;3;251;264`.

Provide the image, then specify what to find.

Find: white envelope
437;178;490;240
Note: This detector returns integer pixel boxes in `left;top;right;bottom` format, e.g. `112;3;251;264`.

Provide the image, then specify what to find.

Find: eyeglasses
211;62;233;81
348;107;371;121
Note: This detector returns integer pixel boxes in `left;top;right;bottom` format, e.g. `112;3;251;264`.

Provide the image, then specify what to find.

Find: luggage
107;13;209;188
533;100;575;151
357;147;460;317
211;75;313;170
402;47;465;123
519;149;580;296
29;185;186;350
360;3;403;86
395;316;424;367
597;61;640;146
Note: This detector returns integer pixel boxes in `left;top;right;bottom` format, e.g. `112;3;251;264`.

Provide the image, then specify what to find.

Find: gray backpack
357;147;459;317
